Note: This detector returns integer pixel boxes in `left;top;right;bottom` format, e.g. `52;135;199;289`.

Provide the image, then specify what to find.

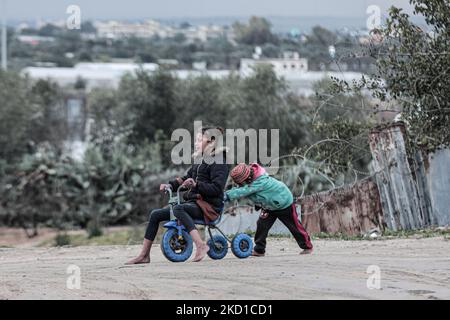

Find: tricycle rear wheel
231;233;253;259
207;235;228;260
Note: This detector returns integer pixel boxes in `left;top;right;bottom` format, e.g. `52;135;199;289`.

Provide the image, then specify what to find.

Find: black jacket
169;149;229;211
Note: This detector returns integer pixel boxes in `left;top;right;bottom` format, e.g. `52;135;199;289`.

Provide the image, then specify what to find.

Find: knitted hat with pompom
230;163;251;184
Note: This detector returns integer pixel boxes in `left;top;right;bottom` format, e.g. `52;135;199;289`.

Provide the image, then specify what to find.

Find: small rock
364;228;381;239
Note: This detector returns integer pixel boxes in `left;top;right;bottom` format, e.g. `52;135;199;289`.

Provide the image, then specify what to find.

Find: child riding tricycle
160;184;252;262
126;126;252;264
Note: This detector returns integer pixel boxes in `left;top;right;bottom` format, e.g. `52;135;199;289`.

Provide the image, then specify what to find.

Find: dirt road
1;237;449;299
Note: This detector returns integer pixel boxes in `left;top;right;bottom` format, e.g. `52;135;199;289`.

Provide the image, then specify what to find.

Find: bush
0;141;180;232
87;220;103;238
55;233;71;246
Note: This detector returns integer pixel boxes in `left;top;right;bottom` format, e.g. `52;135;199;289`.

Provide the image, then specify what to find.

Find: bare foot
125;255;150;265
251;250;265;257
300;248;313;255
192;244;209;262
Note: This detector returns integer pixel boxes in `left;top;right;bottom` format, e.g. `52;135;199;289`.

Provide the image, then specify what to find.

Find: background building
240;51;309;78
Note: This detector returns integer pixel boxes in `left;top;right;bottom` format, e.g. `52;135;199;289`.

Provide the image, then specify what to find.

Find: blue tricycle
161;186;253;262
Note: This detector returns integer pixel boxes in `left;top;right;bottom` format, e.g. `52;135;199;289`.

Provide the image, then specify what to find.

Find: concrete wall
215;206;292;236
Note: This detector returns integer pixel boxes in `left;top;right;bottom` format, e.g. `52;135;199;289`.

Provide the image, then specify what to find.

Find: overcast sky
2;0;415;20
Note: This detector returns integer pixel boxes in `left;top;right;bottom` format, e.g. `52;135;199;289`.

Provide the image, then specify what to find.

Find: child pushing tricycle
225;163;313;256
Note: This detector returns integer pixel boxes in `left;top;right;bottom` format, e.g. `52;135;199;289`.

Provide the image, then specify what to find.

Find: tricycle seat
193;215;222;226
164;206;224;228
194;206;224;226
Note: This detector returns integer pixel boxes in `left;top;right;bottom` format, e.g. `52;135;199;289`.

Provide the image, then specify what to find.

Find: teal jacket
226;174;293;211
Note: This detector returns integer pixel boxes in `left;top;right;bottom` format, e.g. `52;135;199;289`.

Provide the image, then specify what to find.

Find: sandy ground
0;237;449;300
0;227;131;248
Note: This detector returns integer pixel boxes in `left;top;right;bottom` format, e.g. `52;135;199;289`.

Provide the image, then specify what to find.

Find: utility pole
1;0;7;70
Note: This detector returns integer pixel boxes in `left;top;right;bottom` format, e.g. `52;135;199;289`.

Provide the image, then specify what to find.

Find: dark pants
254;203;313;254
144;202;204;241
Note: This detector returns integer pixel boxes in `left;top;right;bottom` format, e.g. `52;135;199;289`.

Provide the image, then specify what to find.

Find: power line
1;0;7;70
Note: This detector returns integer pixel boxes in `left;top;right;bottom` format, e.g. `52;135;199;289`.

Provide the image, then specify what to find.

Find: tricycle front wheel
161;228;193;262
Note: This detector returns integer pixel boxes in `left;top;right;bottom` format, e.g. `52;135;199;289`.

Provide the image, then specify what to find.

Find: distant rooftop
22;62;364;96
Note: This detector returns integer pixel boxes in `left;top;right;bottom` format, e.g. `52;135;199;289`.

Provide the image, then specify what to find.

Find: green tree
0;71;35;162
308;26;338;46
88;88;120;128
38;23;61;37
28;79;67;150
118;69;178;146
81;21;97;34
175;75;228;129
230;65;310;155
0;73;69;168
233;16;279;45
335;0;450;154
303;79;375;179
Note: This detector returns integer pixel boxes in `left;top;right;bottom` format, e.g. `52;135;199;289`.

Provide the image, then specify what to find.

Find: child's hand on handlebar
160;184;171;192
181;178;196;188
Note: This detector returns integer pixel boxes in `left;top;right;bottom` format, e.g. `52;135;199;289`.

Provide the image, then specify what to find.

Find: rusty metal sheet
299;179;384;236
369;123;426;230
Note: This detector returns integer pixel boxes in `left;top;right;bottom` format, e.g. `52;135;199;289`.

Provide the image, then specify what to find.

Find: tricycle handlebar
164;185;187;198
164;185;173;197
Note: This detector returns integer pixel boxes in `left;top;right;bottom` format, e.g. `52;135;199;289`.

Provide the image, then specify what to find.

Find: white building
240;52;309;78
17;35;55;45
94;20;176;39
240;52;364;96
22;62;232;91
94;20;226;41
183;25;226;42
23;60;365;97
285;71;365;96
22;62;159;90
